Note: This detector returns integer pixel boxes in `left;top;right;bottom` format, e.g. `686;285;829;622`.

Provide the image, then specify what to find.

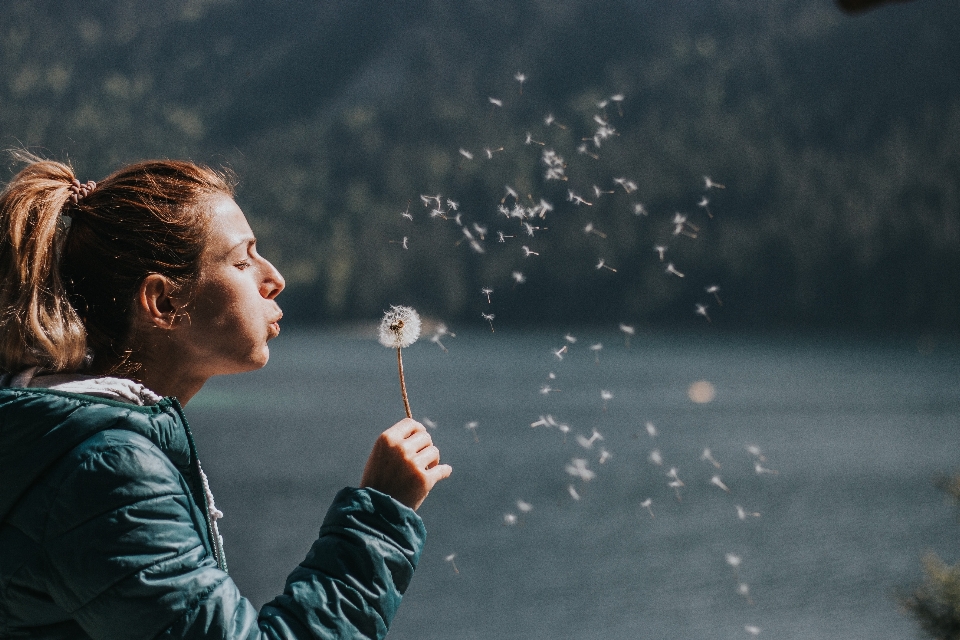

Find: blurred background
4;1;959;639
2;0;958;331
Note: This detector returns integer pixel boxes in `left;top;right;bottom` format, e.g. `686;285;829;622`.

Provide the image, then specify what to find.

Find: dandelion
704;175;726;190
514;71;527;93
522;245;539;257
567;190;593;206
553;345;567;360
497;231;513;243
706;284;723;305
654;245;667;261
584;222;607;238
600;390;613;411
482;287;493;303
445;553;460;574
590;342;603;364
481;312;495;333
525;131;545;146
695;303;711;322
378;306;421;418
710;475;731;492
619;323;635;348
700;448;721;468
465;421;479;442
566;458;596;481
592;185;614;199
576;428;604;449
736;505;761;520
665;263;685;278
698;195;713;219
596;259;617;272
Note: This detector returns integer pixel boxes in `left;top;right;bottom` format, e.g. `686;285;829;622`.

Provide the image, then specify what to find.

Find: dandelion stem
397;347;412;418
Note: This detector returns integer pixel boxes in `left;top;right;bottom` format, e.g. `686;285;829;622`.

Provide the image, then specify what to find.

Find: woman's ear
137;274;179;330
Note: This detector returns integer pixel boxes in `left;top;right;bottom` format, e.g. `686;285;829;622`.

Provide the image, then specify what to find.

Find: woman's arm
43;430;426;640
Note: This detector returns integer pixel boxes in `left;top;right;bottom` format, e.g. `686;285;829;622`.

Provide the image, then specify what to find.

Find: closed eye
234;259;251;269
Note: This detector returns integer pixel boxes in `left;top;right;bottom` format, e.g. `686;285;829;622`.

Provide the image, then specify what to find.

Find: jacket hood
0;388;190;524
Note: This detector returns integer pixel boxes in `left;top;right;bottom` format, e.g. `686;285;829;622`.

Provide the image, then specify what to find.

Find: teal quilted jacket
0;387;426;639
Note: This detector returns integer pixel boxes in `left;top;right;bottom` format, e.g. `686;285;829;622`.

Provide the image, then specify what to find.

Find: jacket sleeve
42;431;426;640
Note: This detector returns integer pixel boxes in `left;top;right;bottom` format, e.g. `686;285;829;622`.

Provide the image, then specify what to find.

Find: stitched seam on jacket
152;574;230;640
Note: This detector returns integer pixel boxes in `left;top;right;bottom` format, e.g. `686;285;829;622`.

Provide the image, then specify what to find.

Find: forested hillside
2;0;958;330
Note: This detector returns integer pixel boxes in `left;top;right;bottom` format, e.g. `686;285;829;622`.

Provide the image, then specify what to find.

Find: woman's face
174;194;285;378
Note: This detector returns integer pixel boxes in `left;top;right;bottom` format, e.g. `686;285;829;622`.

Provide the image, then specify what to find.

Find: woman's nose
260;258;285;299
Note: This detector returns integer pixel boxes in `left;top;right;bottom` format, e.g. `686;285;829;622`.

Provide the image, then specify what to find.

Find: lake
188;327;960;639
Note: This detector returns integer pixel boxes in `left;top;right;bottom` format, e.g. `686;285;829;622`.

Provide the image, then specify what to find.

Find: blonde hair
0;152;234;374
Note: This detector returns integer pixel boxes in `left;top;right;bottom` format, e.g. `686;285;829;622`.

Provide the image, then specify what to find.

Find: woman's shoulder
0;387;193;526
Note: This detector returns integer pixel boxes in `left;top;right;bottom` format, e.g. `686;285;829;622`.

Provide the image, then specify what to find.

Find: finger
425;463;453;482
402;431;433;454
413;445;441;469
385;418;423;442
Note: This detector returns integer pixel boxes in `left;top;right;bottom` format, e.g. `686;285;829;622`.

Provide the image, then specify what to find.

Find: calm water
188;328;960;640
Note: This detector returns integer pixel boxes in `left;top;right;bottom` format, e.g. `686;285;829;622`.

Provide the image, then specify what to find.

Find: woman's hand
360;418;452;510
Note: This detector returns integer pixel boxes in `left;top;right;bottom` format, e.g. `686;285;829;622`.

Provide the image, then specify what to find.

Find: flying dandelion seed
568;485;580;500
640;498;655;518
378;306;421;418
458;148;474;161
700;448;721;468
706;284;723;305
695;304;711;322
665;263;685;278
445;553;460;574
481;313;495;333
503;513;518;526
590;343;603;364
481;287;493;303
648;449;663;466
422;417;437;429
465;421;479;442
633;203;648;216
488;96;503;108
645;421;658;438
710;475;731;492
704;175;726;190
516;499;533;513
654;245;667;261
512;271;526;285
566;458;596;481
619;324;635;348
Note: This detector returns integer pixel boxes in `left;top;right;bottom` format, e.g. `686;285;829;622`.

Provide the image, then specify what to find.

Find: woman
0;154;452;639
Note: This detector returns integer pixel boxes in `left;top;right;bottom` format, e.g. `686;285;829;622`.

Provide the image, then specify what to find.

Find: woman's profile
0;153;452;638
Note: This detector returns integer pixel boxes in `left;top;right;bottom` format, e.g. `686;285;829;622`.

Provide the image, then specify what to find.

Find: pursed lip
268;310;283;337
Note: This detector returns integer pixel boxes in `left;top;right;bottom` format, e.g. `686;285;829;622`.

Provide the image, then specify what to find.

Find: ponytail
0;152;234;375
0;154;87;372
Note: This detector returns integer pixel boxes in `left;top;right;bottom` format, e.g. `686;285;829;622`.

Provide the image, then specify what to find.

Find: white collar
0;366;163;406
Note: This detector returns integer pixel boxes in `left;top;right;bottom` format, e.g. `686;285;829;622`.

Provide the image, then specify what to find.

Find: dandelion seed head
378;306;421;349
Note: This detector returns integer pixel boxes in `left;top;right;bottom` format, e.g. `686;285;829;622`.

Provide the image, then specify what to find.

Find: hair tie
67;179;97;206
